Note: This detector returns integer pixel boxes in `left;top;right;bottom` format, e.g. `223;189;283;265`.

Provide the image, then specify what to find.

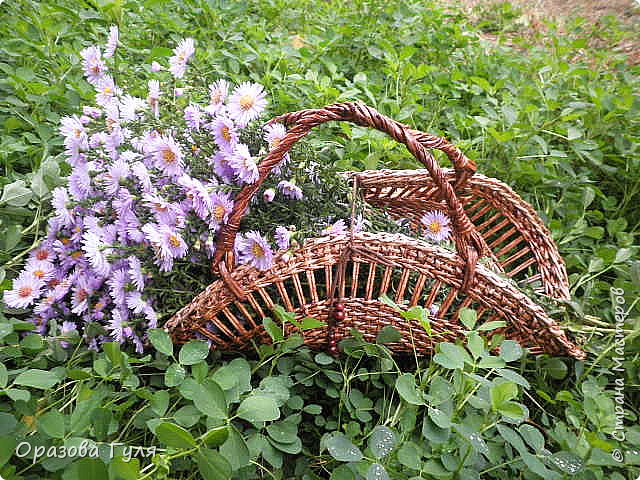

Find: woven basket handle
213;101;485;291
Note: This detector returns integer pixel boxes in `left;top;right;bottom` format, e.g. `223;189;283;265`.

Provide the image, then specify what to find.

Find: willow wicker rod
212;101;485;292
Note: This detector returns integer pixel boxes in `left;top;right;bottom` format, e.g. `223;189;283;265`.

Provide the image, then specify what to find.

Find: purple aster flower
59;115;88;150
131;161;154;193
263;188;275;202
174;87;184;97
142;223;188;272
104;25;118;58
126;291;146;314
263;122;290;168
119;95;145;122
152;134;184;178
70;276;92;315
105;158;130;196
128;256;145;291
30;243;56;263
241;231;273;271
227;82;267;126
212;117;238;150
144;305;158;329
83;106;102;119
205;80;229;115
429;304;440;317
151;61;162;72
107;309;125;343
322;219;348;236
82;230;112;277
210;151;235;184
169;38;195;79
277;180;303;200
209;191;234;227
142;193;184;227
52;187;74;227
80;46;107;85
184;104;203;130
68;162;91;201
147;80;160;118
107;269;128;306
178;175;212;220
420;210;452;243
3;272;43;309
95;75;119;107
229;143;259;184
274;226;291;250
25;258;55;283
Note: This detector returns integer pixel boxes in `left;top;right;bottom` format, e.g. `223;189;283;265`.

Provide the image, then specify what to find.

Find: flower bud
263;188;276;202
151;61;162;72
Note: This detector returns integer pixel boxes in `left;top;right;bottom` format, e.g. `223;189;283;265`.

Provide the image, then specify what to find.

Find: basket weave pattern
166;101;584;360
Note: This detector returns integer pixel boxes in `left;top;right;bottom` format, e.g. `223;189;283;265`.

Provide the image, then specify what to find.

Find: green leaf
548;451;584;475
459;308;477;330
38;410;65;439
237;395;280;423
0;180;32;207
325;432;363;462
148;329;174;356
178;340;209;365
263;317;283;342
197;448;232;480
395;373;425;405
165;363;186;387
155;422;197;449
192;379;227;419
491;382;518;410
433;342;467;369
366;463;390;480
397;441;421;470
202;426;229;447
466;332;484;359
0;413;16;435
103;342;122;366
499;340;523;362
376;326;401;344
0;363;7;389
14;369;60;389
477;320;506;331
0;435;17;469
331;465;356;480
544;358;568;380
299;317;326;330
62;458;108;480
519;424;545;453
369;426;397;458
220;427;251;469
151;390;170;416
108;457;140;480
477;355;506;369
428;406;452;429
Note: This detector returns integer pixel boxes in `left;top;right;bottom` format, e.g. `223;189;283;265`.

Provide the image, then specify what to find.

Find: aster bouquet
3;29;454;352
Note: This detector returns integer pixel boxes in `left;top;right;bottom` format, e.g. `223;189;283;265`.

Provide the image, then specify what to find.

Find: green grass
0;0;638;478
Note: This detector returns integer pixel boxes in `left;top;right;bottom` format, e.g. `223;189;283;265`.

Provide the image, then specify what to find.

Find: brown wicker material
352;169;570;300
166;101;584;359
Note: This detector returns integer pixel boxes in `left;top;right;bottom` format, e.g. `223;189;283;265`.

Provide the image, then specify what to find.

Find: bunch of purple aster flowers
2;29;332;352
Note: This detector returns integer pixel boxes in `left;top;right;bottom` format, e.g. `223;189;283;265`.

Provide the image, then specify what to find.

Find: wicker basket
166;102;584;360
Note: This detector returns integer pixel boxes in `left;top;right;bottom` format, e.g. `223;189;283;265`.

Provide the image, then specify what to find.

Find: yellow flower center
239;94;254;110
33;269;46;279
74;128;82;138
76;289;88;301
169;235;181;247
213;205;226;221
61;237;71;245
211;91;222;104
221;126;231;141
162;148;176;164
428;221;442;234
18;286;33;298
72;251;83;259
36;250;49;260
271;138;282;148
252;242;265;259
103;87;112;95
191;144;198;152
